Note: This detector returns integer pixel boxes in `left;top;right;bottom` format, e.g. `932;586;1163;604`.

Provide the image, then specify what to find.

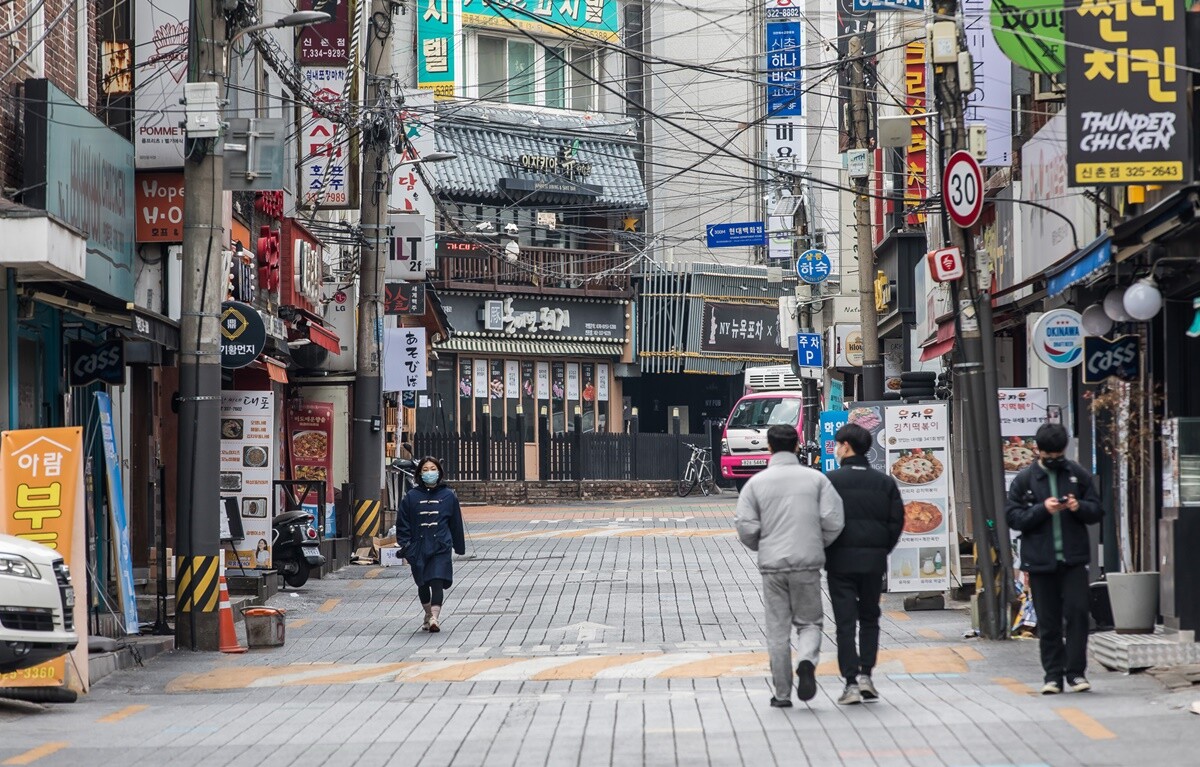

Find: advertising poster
220;392;275;569
582;364;596;406
459;358;472;401
473;359;488;398
537;362;551;400
819;410;850;473
95;393;139;635
566;363;581;401
845;401;887;472
287;401;335;537
552;362;566;401
505;361;521;400
597;363;610;402
489;360;504;402
884;403;952;592
999;388;1049;569
134;0;188;167
0;428;88;691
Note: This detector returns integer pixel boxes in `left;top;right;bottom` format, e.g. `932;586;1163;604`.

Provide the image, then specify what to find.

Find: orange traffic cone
218;575;247;654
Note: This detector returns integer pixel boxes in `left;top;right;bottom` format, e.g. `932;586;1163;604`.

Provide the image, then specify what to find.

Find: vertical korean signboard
383;327;428;392
884;403;952;592
1065;0;1189;185
417;0;458;99
391;90;437;217
0;428;88;691
819;410;850;473
287;401;335;535
220;392;276;569
298;1;356;208
903;41;927;226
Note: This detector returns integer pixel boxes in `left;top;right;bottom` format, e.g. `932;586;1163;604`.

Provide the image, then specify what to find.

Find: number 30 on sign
943;150;983;229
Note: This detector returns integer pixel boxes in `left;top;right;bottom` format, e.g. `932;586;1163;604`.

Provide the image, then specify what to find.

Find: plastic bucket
242;606;286;648
1106;572;1159;634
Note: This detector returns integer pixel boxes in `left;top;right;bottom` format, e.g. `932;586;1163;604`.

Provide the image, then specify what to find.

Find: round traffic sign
796;248;832;285
943;150;984;229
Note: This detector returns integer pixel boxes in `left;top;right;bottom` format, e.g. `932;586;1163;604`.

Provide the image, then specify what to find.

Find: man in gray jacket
736;424;845;708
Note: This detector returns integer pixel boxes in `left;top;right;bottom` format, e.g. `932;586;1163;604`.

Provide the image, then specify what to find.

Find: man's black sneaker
1067;676;1091;693
769;697;793;708
795;660;817;702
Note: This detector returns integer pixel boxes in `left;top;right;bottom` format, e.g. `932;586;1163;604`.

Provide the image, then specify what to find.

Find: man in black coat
1005;423;1104;695
824;423;904;705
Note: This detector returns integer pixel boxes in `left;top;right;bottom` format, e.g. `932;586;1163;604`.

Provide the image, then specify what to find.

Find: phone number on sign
1074;161;1183;183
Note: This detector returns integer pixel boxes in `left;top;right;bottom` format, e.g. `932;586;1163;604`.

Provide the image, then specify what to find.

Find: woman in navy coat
397;456;466;632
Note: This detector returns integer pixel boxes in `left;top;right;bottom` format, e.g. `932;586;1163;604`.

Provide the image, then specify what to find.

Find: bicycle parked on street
678;442;717;497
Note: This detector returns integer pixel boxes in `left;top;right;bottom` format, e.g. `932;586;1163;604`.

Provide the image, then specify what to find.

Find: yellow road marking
317;599;339;613
290;619;309;628
283;663;411;686
993;677;1035;696
885;610;911;622
917;628;942;639
364;568;384;579
531;653;658;681
405;658;522;682
1057;707;1117;740
3;743;68;765
347;581;363;590
550;528;624;539
97;705;147;723
656;652;765;679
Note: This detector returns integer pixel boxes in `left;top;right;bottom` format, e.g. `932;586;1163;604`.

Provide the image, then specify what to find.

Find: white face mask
420;470;440;486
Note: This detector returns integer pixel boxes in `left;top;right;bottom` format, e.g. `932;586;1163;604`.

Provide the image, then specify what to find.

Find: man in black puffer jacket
824;423;904;706
1005;423;1103;696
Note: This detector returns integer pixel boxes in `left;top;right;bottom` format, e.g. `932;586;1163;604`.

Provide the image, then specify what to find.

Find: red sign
298;0;350;64
135;172;184;243
279;217;324;313
943;150;984;229
928;247;964;283
904;41;927;227
287;401;334;505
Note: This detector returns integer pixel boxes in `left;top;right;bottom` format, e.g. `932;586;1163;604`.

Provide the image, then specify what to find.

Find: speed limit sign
943;150;983;229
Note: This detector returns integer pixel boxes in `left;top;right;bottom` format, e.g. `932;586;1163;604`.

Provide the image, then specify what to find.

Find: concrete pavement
1;495;1197;766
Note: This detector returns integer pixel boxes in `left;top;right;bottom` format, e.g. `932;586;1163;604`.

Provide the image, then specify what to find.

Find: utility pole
931;0;1013;639
351;0;394;549
849;35;883;401
177;0;227;651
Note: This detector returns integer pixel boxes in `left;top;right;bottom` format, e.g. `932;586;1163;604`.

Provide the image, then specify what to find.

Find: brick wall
1;0;97;196
451;480;702;506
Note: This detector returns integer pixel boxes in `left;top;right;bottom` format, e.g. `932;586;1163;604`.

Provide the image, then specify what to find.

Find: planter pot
1106;572;1160;634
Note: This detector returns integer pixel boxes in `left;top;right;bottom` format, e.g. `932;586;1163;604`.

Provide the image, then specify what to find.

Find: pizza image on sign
903;501;944;535
1003;437;1037;473
890;449;944;485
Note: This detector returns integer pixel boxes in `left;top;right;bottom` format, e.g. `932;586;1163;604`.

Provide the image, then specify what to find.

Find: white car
0;534;78;675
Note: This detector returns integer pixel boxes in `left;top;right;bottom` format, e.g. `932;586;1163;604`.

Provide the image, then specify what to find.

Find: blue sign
854;0;924;10
796;248;832;284
796;332;823;367
766;22;803;117
1082;334;1139;385
1047;236;1112;297
705;221;767;249
819;410;850;473
95;392;140;635
827;379;845;411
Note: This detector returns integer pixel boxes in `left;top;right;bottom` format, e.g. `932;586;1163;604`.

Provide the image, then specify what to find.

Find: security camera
475;221;495;233
503;222;519;236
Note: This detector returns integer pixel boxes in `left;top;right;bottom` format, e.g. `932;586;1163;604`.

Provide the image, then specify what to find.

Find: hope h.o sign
943;150;983;229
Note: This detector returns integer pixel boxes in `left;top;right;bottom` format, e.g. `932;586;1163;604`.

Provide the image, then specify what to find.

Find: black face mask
1042;456;1067;471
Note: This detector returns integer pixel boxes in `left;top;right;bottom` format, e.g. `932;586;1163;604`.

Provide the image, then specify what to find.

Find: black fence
412;431;524;482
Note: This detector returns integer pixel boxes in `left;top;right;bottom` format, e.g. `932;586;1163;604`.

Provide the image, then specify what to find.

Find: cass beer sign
220;300;267;369
1031;308;1083;369
68;339;126;387
1083;334;1139;384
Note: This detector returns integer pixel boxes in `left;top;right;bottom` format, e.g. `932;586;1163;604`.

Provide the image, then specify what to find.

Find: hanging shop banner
903;41;928;225
1065;0;1190;186
828;379;845;411
819;410;850;473
220;392;275;569
0;427;88;691
504;361;521;399
135;172;185;242
67;339;126;388
473;359;488;398
836;0;877;153
94;394;139;635
299;66;357;208
298;0;351;64
963;1;1013;166
1031;308;1084;368
991;0;1065;75
489;360;504;403
134;0;188;167
287;401;334;507
699;302;782;355
884;403;952;592
383;327;428;392
390;89;437;216
566;363;581;401
459;359;473;401
416;0;458;98
765;21;803;117
537;362;551;400
521;360;536;401
552;362;566;402
596;363;610;402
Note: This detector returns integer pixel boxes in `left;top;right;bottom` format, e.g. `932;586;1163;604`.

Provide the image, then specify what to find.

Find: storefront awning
288;308;341;355
919;320;956;362
252;355;289;384
1113;185;1200;260
436;336;624;358
1046;235;1113;297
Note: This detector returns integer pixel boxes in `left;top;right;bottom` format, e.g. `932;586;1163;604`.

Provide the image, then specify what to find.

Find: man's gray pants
763;569;824;700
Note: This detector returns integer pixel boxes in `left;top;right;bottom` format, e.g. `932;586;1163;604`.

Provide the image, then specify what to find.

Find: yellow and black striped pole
353;499;382;548
175;555;221;650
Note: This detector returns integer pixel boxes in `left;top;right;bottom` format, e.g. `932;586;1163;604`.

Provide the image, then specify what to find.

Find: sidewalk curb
89;635;176;688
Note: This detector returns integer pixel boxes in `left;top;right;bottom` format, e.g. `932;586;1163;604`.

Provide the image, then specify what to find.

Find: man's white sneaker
838;684;863;705
1067;676;1091;693
858;675;879;700
1041;680;1063;695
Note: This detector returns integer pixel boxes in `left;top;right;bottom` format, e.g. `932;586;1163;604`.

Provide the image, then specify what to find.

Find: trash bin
242;606;286;648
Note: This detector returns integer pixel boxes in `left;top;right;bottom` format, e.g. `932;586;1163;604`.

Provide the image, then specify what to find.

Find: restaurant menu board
220;391;275;569
287;401;334;537
845;401;888;472
998;388;1048;570
884;403;951;592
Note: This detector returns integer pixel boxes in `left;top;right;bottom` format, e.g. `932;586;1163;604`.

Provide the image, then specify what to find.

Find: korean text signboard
299;67;356;208
134;0;188;167
884;403;952;592
384;327;428;392
903;41;928;224
0;428;88;691
999;387;1048;569
220;392;275;569
765;21;803;117
298;0;350;64
287;401;335;510
384;282;427;315
699;302;782;355
417;0;456;98
819;410;850;473
390;90;436;216
135;172;185;242
1065;0;1190;186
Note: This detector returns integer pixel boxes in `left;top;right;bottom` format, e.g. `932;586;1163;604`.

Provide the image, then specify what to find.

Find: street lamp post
175;5;329;651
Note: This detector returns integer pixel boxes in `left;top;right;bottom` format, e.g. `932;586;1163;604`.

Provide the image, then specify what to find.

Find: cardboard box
379;546;405;568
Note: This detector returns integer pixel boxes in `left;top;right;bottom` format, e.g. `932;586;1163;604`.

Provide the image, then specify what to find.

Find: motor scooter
273;508;325;587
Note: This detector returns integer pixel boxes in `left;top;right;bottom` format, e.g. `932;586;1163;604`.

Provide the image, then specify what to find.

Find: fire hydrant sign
0;427;88;691
884;403;953;592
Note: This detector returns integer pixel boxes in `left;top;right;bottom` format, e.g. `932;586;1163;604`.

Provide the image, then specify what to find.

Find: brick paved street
2;496;1197;766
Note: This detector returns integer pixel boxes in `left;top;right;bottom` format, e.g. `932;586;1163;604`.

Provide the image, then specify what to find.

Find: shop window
508;41;537;105
475;35;599;111
477;37;507;101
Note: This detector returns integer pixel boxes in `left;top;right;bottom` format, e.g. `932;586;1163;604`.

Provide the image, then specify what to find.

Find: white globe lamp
1080;304;1113;337
1123;278;1162;321
1103;287;1132;322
